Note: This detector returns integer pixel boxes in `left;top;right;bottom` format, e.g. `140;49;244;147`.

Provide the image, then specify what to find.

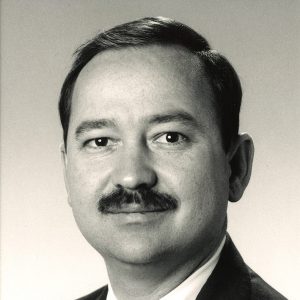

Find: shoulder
75;285;108;300
198;235;287;300
248;268;287;300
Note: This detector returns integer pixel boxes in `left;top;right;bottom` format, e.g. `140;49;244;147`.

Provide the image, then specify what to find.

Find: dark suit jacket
76;236;286;300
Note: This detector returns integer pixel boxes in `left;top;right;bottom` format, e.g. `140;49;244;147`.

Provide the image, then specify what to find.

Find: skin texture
62;45;254;299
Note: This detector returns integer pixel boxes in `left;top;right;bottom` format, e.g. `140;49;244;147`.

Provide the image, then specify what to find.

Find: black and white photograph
1;1;299;299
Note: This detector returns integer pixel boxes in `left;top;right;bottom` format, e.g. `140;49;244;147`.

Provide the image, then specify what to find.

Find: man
59;17;286;300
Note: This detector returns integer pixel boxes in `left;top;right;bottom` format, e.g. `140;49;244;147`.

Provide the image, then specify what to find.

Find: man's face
63;45;231;266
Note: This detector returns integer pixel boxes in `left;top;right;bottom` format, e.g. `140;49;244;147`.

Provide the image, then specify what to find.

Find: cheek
65;166;98;215
166;148;229;222
65;161;108;244
66;155;112;197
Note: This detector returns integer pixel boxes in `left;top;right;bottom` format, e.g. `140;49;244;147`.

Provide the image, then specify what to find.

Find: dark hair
59;16;242;151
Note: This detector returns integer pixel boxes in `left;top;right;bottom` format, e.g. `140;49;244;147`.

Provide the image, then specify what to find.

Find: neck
104;231;226;300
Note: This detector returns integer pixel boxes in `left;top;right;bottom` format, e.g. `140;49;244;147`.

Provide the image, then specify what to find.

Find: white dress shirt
107;236;226;300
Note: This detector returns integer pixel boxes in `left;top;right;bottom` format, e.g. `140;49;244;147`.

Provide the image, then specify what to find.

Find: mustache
98;187;178;214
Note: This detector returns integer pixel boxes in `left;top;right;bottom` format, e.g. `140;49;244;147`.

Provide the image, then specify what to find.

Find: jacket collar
196;234;251;300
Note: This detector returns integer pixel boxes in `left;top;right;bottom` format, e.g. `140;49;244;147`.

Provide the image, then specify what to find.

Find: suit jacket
76;236;286;300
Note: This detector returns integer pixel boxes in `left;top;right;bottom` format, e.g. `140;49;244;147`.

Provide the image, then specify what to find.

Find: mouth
103;203;173;214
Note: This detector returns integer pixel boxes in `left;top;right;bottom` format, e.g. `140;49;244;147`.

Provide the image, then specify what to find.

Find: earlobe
228;134;254;202
60;143;72;207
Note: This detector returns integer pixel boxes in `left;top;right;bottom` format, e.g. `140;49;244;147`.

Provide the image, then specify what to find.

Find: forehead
71;45;215;127
77;44;203;83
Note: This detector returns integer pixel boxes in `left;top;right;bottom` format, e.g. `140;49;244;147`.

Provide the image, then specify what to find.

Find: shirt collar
107;236;226;300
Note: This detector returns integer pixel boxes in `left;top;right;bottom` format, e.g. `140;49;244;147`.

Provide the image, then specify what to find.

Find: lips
104;203;169;214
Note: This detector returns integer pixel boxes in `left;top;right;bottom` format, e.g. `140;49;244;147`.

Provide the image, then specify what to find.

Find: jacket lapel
196;235;251;300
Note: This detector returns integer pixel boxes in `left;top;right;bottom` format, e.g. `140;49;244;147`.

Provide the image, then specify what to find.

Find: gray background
1;1;299;299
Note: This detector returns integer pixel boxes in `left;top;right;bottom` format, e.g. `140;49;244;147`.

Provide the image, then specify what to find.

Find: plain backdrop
1;1;299;299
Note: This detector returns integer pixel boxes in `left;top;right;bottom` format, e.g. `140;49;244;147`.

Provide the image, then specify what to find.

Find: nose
111;144;157;190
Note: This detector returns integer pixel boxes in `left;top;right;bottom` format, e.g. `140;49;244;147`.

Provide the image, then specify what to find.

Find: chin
100;238;172;265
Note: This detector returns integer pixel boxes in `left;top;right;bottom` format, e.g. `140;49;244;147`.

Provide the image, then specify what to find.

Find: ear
60;143;72;206
227;134;254;202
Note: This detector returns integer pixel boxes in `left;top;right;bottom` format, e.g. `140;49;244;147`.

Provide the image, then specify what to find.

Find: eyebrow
148;111;199;127
75;119;117;138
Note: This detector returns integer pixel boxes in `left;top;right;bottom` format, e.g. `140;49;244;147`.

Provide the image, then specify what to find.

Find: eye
84;137;116;149
94;137;109;147
155;132;187;144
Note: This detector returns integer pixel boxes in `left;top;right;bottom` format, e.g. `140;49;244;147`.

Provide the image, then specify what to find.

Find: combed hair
59;16;242;151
